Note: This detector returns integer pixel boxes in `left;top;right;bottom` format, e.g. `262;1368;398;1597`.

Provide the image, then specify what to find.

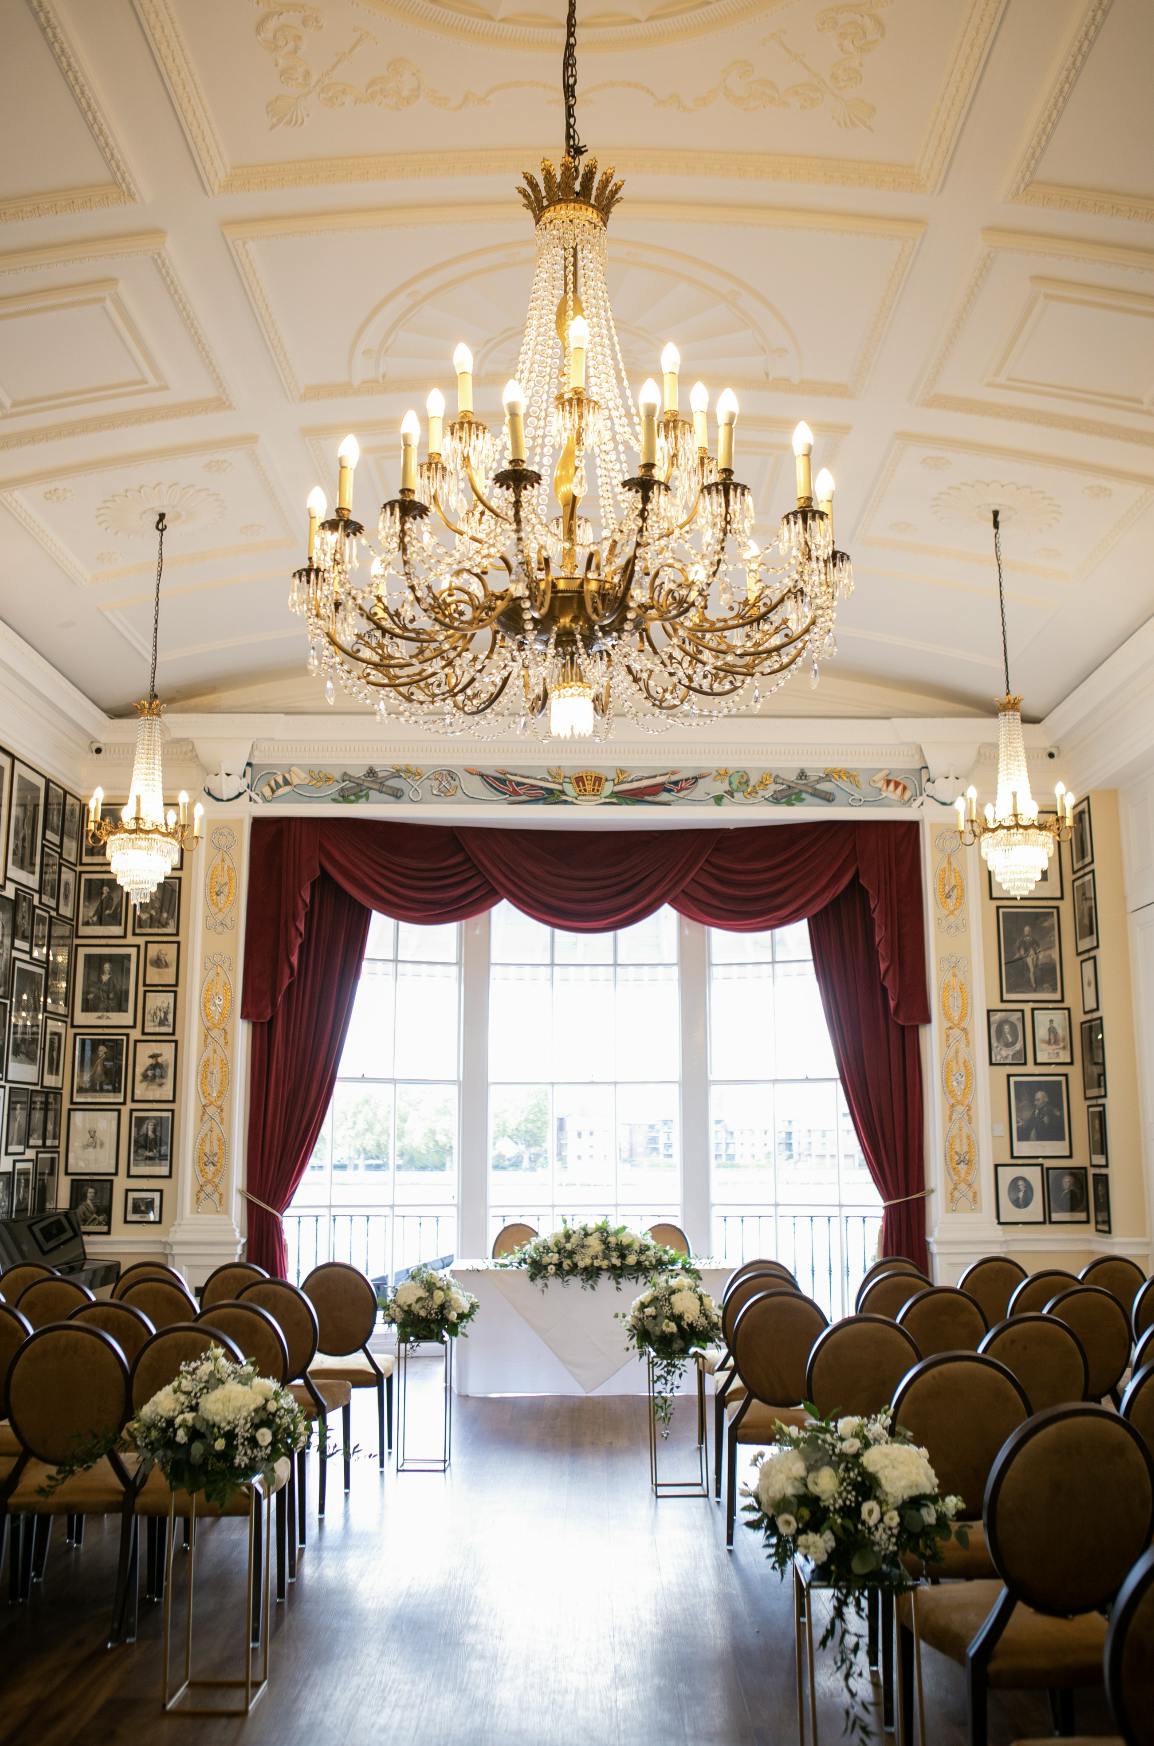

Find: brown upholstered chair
723;1290;828;1547
855;1256;926;1311
897;1285;988;1356
1079;1255;1146;1315
1121;1363;1154;1457
111;1261;185;1300
723;1259;797;1301
646;1222;691;1256
806;1314;920;1419
200;1261;270;1308
711;1271;801;1483
303;1262;394;1468
1007;1268;1078;1316
15;1275;94;1331
491;1222;537;1258
1133;1277;1154;1345
0;1263;54;1303
958;1256;1028;1329
118;1275;198;1330
892;1352;1031;1581
898;1405;1154;1746
0;1303;32;1459
130;1323;245;1414
979;1313;1089;1412
1045;1284;1132;1404
857;1269;930;1320
1133;1324;1154;1377
68;1300;156;1367
197;1300;290;1385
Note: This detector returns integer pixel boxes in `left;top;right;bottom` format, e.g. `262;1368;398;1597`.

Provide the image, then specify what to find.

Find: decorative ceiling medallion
354;0;778;50
95;482;226;537
931;479;1061;534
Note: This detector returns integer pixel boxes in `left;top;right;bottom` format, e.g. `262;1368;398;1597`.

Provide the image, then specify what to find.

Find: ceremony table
451;1262;731;1397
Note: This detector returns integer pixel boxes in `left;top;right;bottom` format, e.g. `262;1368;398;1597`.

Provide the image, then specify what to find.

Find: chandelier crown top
516;155;623;228
995;692;1023;714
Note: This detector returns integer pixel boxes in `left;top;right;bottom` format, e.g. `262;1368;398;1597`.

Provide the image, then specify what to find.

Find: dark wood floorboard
0;1381;1115;1746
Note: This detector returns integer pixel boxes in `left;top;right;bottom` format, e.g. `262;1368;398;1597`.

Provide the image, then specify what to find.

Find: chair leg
18;1513;35;1601
881;1589;894;1732
287;1464;298;1581
965;1659;989;1746
725;1435;739;1549
867;1586;879;1671
7;1514;22;1604
30;1514;51;1582
297;1447;308;1547
1049;1690;1075;1735
109;1511;138;1647
714;1391;725;1501
385;1373;393;1456
318;1413;328;1518
898;1618;915;1746
275;1486;287;1604
74;1514;86;1550
343;1401;352;1492
251;1501;264;1648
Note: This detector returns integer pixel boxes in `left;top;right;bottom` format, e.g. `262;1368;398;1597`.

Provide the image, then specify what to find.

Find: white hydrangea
861;1442;938;1506
199;1382;263;1427
808;1465;840;1500
758;1448;807;1510
670;1288;702;1325
797;1530;836;1562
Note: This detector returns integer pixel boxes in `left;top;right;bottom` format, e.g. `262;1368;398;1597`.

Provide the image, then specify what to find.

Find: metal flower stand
396;1336;453;1473
791;1558;895;1746
647;1354;708;1498
161;1482;272;1716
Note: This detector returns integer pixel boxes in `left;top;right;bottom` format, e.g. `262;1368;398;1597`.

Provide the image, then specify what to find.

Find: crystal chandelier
87;512;203;905
955;509;1073;898
289;0;852;739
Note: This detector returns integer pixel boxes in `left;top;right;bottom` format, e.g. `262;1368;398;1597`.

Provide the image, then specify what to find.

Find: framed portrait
33;1151;58;1215
42;1016;66;1090
1080;955;1099;1016
61;793;82;865
1088;1103;1108;1168
27;1090;48;1150
1081;1016;1107;1098
998;905;1062;1001
7;960;44;1085
13;1162;33;1218
0;892;12;991
73;944;138;1029
989;843;1062;901
996;1162;1046;1225
13;888;33;953
66;1108;120;1175
31;908;48;962
39;845;60;911
1071;796;1093;872
0;1171;10;1220
1047;1164;1090;1225
128;1108;173;1177
5;1086;29;1154
77;872;126;937
1008;1072;1071;1158
988;1007;1026;1066
143;940;180;987
1072;871;1099;955
71;1032;128;1104
57;862;76;922
124;1186;163;1225
141;987;177;1037
43;781;63;847
6;762;44;890
0;999;8;1077
132;1038;177;1103
44;1090;60;1150
1032;1006;1072;1066
69;1177;112;1234
0;747;11;883
132;877;180;937
1093;1173;1111;1234
46;917;72;1017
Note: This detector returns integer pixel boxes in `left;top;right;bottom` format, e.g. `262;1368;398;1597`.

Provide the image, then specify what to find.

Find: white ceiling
2;0;1153;721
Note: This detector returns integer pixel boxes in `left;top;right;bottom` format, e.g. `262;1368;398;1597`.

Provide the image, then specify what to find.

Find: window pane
331;1083;393;1176
339;960;395;1079
773;920;812;961
554;1083;613;1207
774;961;836;1079
397;920;458;962
553;928;614;964
490;901;549;964
709;962;772;1079
489;1084;550;1181
616;1082;678;1205
365;912;396;960
711;1083;774;1202
393;962;459;1078
709;928;775;964
394;1082;458;1201
614;966;679;1079
552;966;614;1080
775;1080;839;1204
614;909;678;964
489;965;552;1081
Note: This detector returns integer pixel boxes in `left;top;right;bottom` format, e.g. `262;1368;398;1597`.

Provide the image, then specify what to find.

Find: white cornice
1041;618;1154;791
0;621;107;785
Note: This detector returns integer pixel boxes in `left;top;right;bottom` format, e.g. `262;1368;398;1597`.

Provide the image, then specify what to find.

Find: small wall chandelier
87;511;202;905
289;0;852;739
955;509;1073;898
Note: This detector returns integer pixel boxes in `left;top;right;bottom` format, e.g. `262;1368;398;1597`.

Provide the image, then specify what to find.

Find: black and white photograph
0;1171;10;1220
13;1162;32;1218
987;1008;1026;1066
57;861;76;922
77;872;126;937
28;1090;48;1149
124;1186;163;1225
39;845;59;910
995;1162;1046;1224
61;792;82;864
73;944;138;1028
65;1108;120;1175
7;960;44;1085
1046;1164;1090;1224
13;887;32;952
132;1038;177;1103
1071;796;1094;872
1008;1072;1071;1159
6;761;44;890
31;907;48;962
1080;955;1099;1016
71;1033;128;1103
997;905;1063;1001
44;1090;61;1151
128;1109;173;1177
1031;1007;1072;1066
46;917;72;1017
1081;1016;1107;1099
33;1150;57;1215
1088;1103;1108;1168
0;891;12;992
42;1016;65;1090
132;876;180;936
43;781;63;846
69;1178;112;1234
142;987;177;1036
143;940;180;987
1093;1173;1111;1234
1072;870;1099;955
5;1085;29;1154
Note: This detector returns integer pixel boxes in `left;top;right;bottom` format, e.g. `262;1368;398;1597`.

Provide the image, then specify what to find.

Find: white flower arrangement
505;1219;698;1290
378;1264;479;1345
619;1277;722;1432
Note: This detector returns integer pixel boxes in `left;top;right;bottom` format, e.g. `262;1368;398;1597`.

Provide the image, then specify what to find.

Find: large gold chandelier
290;3;852;739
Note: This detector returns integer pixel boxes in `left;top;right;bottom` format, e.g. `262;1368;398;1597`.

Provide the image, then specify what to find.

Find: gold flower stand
791;1558;896;1746
161;1479;272;1717
647;1354;708;1498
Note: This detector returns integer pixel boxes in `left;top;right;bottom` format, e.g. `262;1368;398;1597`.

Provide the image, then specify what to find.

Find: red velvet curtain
243;819;928;1275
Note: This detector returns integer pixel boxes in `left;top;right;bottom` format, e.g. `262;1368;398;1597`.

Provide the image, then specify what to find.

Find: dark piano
0;1208;120;1292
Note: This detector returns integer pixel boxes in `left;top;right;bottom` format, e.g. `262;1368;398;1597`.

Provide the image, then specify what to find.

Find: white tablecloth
451;1262;731;1397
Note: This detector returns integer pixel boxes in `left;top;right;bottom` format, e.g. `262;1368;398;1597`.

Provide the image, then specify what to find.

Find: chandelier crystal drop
289;1;853;739
956;509;1073;899
87;512;203;905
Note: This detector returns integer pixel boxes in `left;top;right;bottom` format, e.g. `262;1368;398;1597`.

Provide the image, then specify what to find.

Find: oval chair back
0;1303;32;1417
721;1272;798;1349
806;1314;920;1419
15;1275;94;1331
7;1324;131;1465
979;1313;1089;1412
301;1262;380;1358
855;1256;925;1310
1106;1543;1154;1746
893;1352;1030;1520
491;1223;537;1259
857;1270;930;1320
131;1325;245;1414
1133;1277;1154;1345
119;1275;198;1330
1007;1268;1078;1316
0;1263;54;1303
1121;1363;1154;1458
957;1255;1028;1328
196;1301;290;1384
68;1300;156;1367
1045;1283;1132;1402
238;1279;319;1382
646;1222;690;1256
201;1261;269;1309
112;1261;185;1300
1079;1254;1146;1314
723;1260;796;1303
897;1286;987;1357
730;1290;828;1409
984;1404;1154;1617
1134;1325;1154;1377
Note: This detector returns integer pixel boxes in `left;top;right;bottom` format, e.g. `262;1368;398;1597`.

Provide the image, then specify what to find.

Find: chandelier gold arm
464;455;513;524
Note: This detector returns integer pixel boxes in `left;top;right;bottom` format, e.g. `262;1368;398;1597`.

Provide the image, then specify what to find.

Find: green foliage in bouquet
504;1219;699;1290
619;1277;722;1432
378;1264;480;1344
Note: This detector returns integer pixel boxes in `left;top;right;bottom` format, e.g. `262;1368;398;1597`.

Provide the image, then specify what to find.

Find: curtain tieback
881;1187;934;1208
239;1187;284;1221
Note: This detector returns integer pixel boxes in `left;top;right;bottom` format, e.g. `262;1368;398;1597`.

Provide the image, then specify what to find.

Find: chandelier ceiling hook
563;0;586;161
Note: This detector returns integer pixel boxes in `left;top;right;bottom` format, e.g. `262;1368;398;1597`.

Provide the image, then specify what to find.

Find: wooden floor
0;1381;1114;1746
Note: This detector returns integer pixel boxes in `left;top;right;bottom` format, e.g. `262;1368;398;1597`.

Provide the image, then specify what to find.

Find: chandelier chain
563;0;585;161
149;510;166;704
992;507;1011;696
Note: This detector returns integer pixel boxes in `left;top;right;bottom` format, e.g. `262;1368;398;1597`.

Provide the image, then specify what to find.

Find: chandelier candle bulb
966;784;978;823
453;342;474;415
306;485;326;560
660;342;680;414
690;381;709;451
426;387;445;458
638;377;660;467
792;421;814;504
89;787;103;829
503;379;527;465
336;435;360;516
716;388;738;473
568;316;589;391
955;795;966;834
193;802;204;840
400;410;420;493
